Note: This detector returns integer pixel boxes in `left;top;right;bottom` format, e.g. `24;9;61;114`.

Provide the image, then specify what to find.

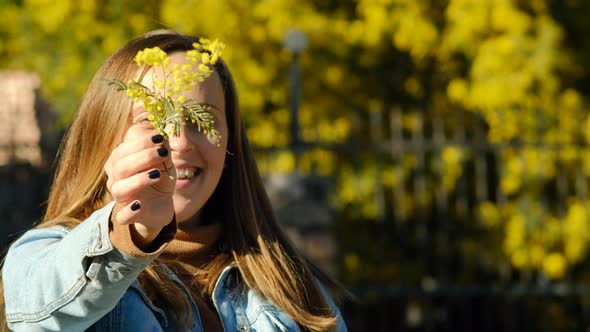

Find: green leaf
106;79;128;91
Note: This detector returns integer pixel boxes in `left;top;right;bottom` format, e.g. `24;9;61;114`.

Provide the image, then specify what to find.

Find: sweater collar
164;222;222;257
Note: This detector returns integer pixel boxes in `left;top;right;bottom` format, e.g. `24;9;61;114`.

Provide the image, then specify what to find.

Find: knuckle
115;210;130;225
112;161;131;180
110;182;125;199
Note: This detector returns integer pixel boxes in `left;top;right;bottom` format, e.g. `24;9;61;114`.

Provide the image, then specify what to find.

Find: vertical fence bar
370;109;386;222
412;110;435;332
474;117;495;327
433;112;449;215
575;162;588;201
433;111;449;282
453;109;467;218
412;111;427;215
556;158;568;216
411;110;427;241
451;109;468;286
474;118;489;204
391;108;405;223
391;108;410;332
495;147;506;207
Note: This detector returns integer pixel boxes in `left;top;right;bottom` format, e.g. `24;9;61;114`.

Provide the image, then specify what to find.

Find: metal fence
263;105;590;332
341;284;590;331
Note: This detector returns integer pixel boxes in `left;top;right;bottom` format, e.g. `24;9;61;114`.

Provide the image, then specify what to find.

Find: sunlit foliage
2;0;590;282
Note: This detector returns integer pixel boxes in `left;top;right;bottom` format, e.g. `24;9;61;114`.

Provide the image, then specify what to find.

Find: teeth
176;168;196;179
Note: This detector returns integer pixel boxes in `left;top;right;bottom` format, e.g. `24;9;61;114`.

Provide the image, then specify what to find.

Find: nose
168;126;194;153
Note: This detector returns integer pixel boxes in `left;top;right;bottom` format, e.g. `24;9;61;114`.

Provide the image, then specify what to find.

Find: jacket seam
264;311;289;332
5;275;87;322
212;264;237;332
128;283;169;327
247;305;279;324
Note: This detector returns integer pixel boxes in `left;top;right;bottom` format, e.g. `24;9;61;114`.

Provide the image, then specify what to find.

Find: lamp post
283;29;308;164
269;32;337;274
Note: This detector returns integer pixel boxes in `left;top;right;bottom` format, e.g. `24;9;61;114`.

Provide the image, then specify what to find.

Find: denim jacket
3;202;347;331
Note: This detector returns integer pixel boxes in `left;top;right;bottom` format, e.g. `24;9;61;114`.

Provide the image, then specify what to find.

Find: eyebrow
132;102;147;110
131;104;147;116
131;102;224;117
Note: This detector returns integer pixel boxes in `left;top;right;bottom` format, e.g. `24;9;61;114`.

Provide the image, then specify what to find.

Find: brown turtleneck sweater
110;219;224;332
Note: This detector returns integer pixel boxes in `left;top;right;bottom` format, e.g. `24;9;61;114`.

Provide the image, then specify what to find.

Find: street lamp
283;29;308;163
270;32;337;273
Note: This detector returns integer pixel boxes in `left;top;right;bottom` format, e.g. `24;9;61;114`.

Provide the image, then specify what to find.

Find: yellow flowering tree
3;0;590;285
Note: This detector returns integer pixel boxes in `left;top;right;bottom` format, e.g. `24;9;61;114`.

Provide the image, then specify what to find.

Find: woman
1;31;346;331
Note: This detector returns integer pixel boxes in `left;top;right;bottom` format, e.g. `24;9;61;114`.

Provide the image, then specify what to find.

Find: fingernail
131;201;141;211
148;169;161;179
151;134;164;144
157;147;169;157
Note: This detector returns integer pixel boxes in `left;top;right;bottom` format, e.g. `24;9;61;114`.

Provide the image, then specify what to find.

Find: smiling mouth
176;168;202;179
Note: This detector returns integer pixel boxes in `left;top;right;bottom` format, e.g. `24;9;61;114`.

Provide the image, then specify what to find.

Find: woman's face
122;51;228;224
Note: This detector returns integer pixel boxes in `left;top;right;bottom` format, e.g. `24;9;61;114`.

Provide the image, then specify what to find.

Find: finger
114;200;142;225
105;133;164;182
104;158;114;191
110;146;171;182
106;176;114;193
108;133;166;168
110;168;165;203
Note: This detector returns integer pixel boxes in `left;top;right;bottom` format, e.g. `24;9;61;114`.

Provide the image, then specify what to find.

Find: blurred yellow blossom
442;146;463;165
440;146;463;191
542;253;567;279
561;89;581;109
529;245;546;268
299;149;336;176
344;253;360;273
504;214;525;254
478;201;500;227
404;76;423;97
511;249;529;269
272;151;295;174
382;166;403;188
447;79;469;102
501;175;521;195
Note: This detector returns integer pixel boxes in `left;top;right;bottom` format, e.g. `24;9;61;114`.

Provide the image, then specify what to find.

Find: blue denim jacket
3;202;347;331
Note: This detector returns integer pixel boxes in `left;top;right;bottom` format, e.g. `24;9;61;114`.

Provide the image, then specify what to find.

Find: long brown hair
1;31;338;331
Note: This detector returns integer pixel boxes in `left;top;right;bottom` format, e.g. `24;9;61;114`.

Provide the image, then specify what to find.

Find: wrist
130;223;163;247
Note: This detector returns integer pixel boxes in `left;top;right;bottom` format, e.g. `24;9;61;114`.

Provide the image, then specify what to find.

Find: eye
185;111;220;131
132;112;153;129
185;119;203;133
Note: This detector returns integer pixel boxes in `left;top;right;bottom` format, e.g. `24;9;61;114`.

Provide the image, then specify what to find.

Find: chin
173;199;202;224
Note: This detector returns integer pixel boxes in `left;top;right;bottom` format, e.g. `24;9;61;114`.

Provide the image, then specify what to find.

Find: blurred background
2;0;590;331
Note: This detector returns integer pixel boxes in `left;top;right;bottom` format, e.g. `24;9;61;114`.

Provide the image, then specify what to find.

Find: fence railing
342;284;590;332
256;106;590;331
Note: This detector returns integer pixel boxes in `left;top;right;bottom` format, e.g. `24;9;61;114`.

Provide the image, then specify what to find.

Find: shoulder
7;224;71;252
315;279;348;331
215;267;346;331
5;201;115;257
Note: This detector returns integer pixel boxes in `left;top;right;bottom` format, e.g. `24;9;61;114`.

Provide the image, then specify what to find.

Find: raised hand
104;132;176;243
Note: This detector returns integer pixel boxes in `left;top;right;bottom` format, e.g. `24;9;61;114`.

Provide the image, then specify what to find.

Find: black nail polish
157;147;169;157
148;169;161;179
151;134;164;144
131;201;141;211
